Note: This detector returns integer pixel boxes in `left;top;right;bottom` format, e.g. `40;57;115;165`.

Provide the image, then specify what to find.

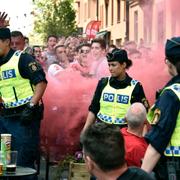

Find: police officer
83;48;149;130
0;27;47;180
141;37;180;179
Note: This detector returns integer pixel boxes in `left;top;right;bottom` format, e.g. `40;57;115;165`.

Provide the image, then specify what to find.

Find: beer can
1;134;11;152
0;163;3;175
1;134;11;170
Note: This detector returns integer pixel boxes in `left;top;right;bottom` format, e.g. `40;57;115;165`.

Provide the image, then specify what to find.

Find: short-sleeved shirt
0;49;47;85
117;167;155;180
145;75;180;154
89;74;149;115
121;128;148;167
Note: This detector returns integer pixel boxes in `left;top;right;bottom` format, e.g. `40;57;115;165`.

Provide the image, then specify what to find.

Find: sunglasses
80;49;90;54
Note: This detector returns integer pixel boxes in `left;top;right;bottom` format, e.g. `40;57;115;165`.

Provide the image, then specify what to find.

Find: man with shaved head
121;103;148;167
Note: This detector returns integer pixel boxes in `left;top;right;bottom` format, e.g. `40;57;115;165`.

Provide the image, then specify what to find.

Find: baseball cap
0;27;11;40
165;37;180;65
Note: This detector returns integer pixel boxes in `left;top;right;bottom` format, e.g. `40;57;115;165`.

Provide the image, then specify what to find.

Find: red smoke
40;0;180;161
128;47;170;105
40;47;170;161
40;70;97;161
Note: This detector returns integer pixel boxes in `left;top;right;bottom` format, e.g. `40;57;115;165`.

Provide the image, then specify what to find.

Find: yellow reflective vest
163;83;180;157
0;51;34;108
148;83;180;156
97;78;138;125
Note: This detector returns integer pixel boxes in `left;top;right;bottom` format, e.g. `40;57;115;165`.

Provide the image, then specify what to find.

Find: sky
1;0;34;36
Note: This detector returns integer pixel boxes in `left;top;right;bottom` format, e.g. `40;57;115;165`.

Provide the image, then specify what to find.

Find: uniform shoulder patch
131;79;138;86
28;61;41;73
172;84;180;92
152;108;161;124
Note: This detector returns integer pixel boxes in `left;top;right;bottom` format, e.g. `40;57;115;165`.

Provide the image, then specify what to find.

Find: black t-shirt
0;49;47;85
117;167;155;180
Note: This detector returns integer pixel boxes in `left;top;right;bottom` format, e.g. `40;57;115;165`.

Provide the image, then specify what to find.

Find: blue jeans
0;114;40;180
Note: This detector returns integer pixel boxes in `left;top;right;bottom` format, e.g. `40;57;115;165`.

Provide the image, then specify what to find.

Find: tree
33;0;77;41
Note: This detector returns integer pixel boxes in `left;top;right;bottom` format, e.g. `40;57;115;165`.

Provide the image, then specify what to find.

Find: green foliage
53;152;85;180
33;0;77;42
53;154;75;180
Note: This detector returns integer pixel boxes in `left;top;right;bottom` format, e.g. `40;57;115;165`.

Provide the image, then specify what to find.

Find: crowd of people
0;11;180;180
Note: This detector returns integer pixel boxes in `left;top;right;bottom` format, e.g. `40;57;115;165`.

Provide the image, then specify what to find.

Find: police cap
0;27;11;40
165;37;180;65
107;48;130;63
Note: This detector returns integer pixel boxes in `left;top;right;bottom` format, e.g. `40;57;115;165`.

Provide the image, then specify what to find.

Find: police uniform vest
148;83;180;156
0;51;34;108
97;78;138;125
163;83;180;157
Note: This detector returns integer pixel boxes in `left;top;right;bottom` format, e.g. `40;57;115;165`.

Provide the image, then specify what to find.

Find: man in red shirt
121;102;148;167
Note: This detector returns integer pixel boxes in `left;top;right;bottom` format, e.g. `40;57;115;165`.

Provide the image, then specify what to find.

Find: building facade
74;0;180;47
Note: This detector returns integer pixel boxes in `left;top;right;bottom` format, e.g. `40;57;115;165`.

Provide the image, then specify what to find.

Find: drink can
1;134;11;170
0;163;3;175
1;134;11;152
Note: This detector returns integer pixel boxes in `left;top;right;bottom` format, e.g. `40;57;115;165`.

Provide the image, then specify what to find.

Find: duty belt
1;104;27;117
2;96;32;108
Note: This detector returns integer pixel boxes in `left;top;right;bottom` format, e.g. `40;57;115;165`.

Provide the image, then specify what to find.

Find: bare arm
83;111;96;132
141;144;161;173
142;120;151;136
31;81;47;105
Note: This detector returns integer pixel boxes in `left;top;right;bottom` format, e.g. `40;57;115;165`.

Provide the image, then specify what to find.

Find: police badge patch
152;108;161;124
28;62;41;73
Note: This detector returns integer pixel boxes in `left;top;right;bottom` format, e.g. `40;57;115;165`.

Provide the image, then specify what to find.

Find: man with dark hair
80;43;91;59
11;30;25;51
80;123;154;179
89;38;110;79
91;38;106;50
32;45;43;64
11;31;32;54
43;35;58;69
0;27;47;180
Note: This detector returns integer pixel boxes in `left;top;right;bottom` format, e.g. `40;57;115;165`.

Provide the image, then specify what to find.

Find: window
116;38;122;47
100;5;104;28
88;0;91;18
134;11;138;42
117;0;120;23
124;0;126;21
105;2;109;27
111;0;114;25
77;2;80;23
84;3;87;21
157;11;165;43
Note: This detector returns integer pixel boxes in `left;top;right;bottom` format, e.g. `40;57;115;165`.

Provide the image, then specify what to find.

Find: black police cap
165;37;180;65
106;48;130;63
0;27;11;40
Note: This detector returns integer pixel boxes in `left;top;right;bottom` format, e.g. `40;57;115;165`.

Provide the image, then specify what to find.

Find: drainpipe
97;0;99;21
125;0;130;41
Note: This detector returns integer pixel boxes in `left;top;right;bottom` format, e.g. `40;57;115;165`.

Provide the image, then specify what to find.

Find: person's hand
0;12;9;27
